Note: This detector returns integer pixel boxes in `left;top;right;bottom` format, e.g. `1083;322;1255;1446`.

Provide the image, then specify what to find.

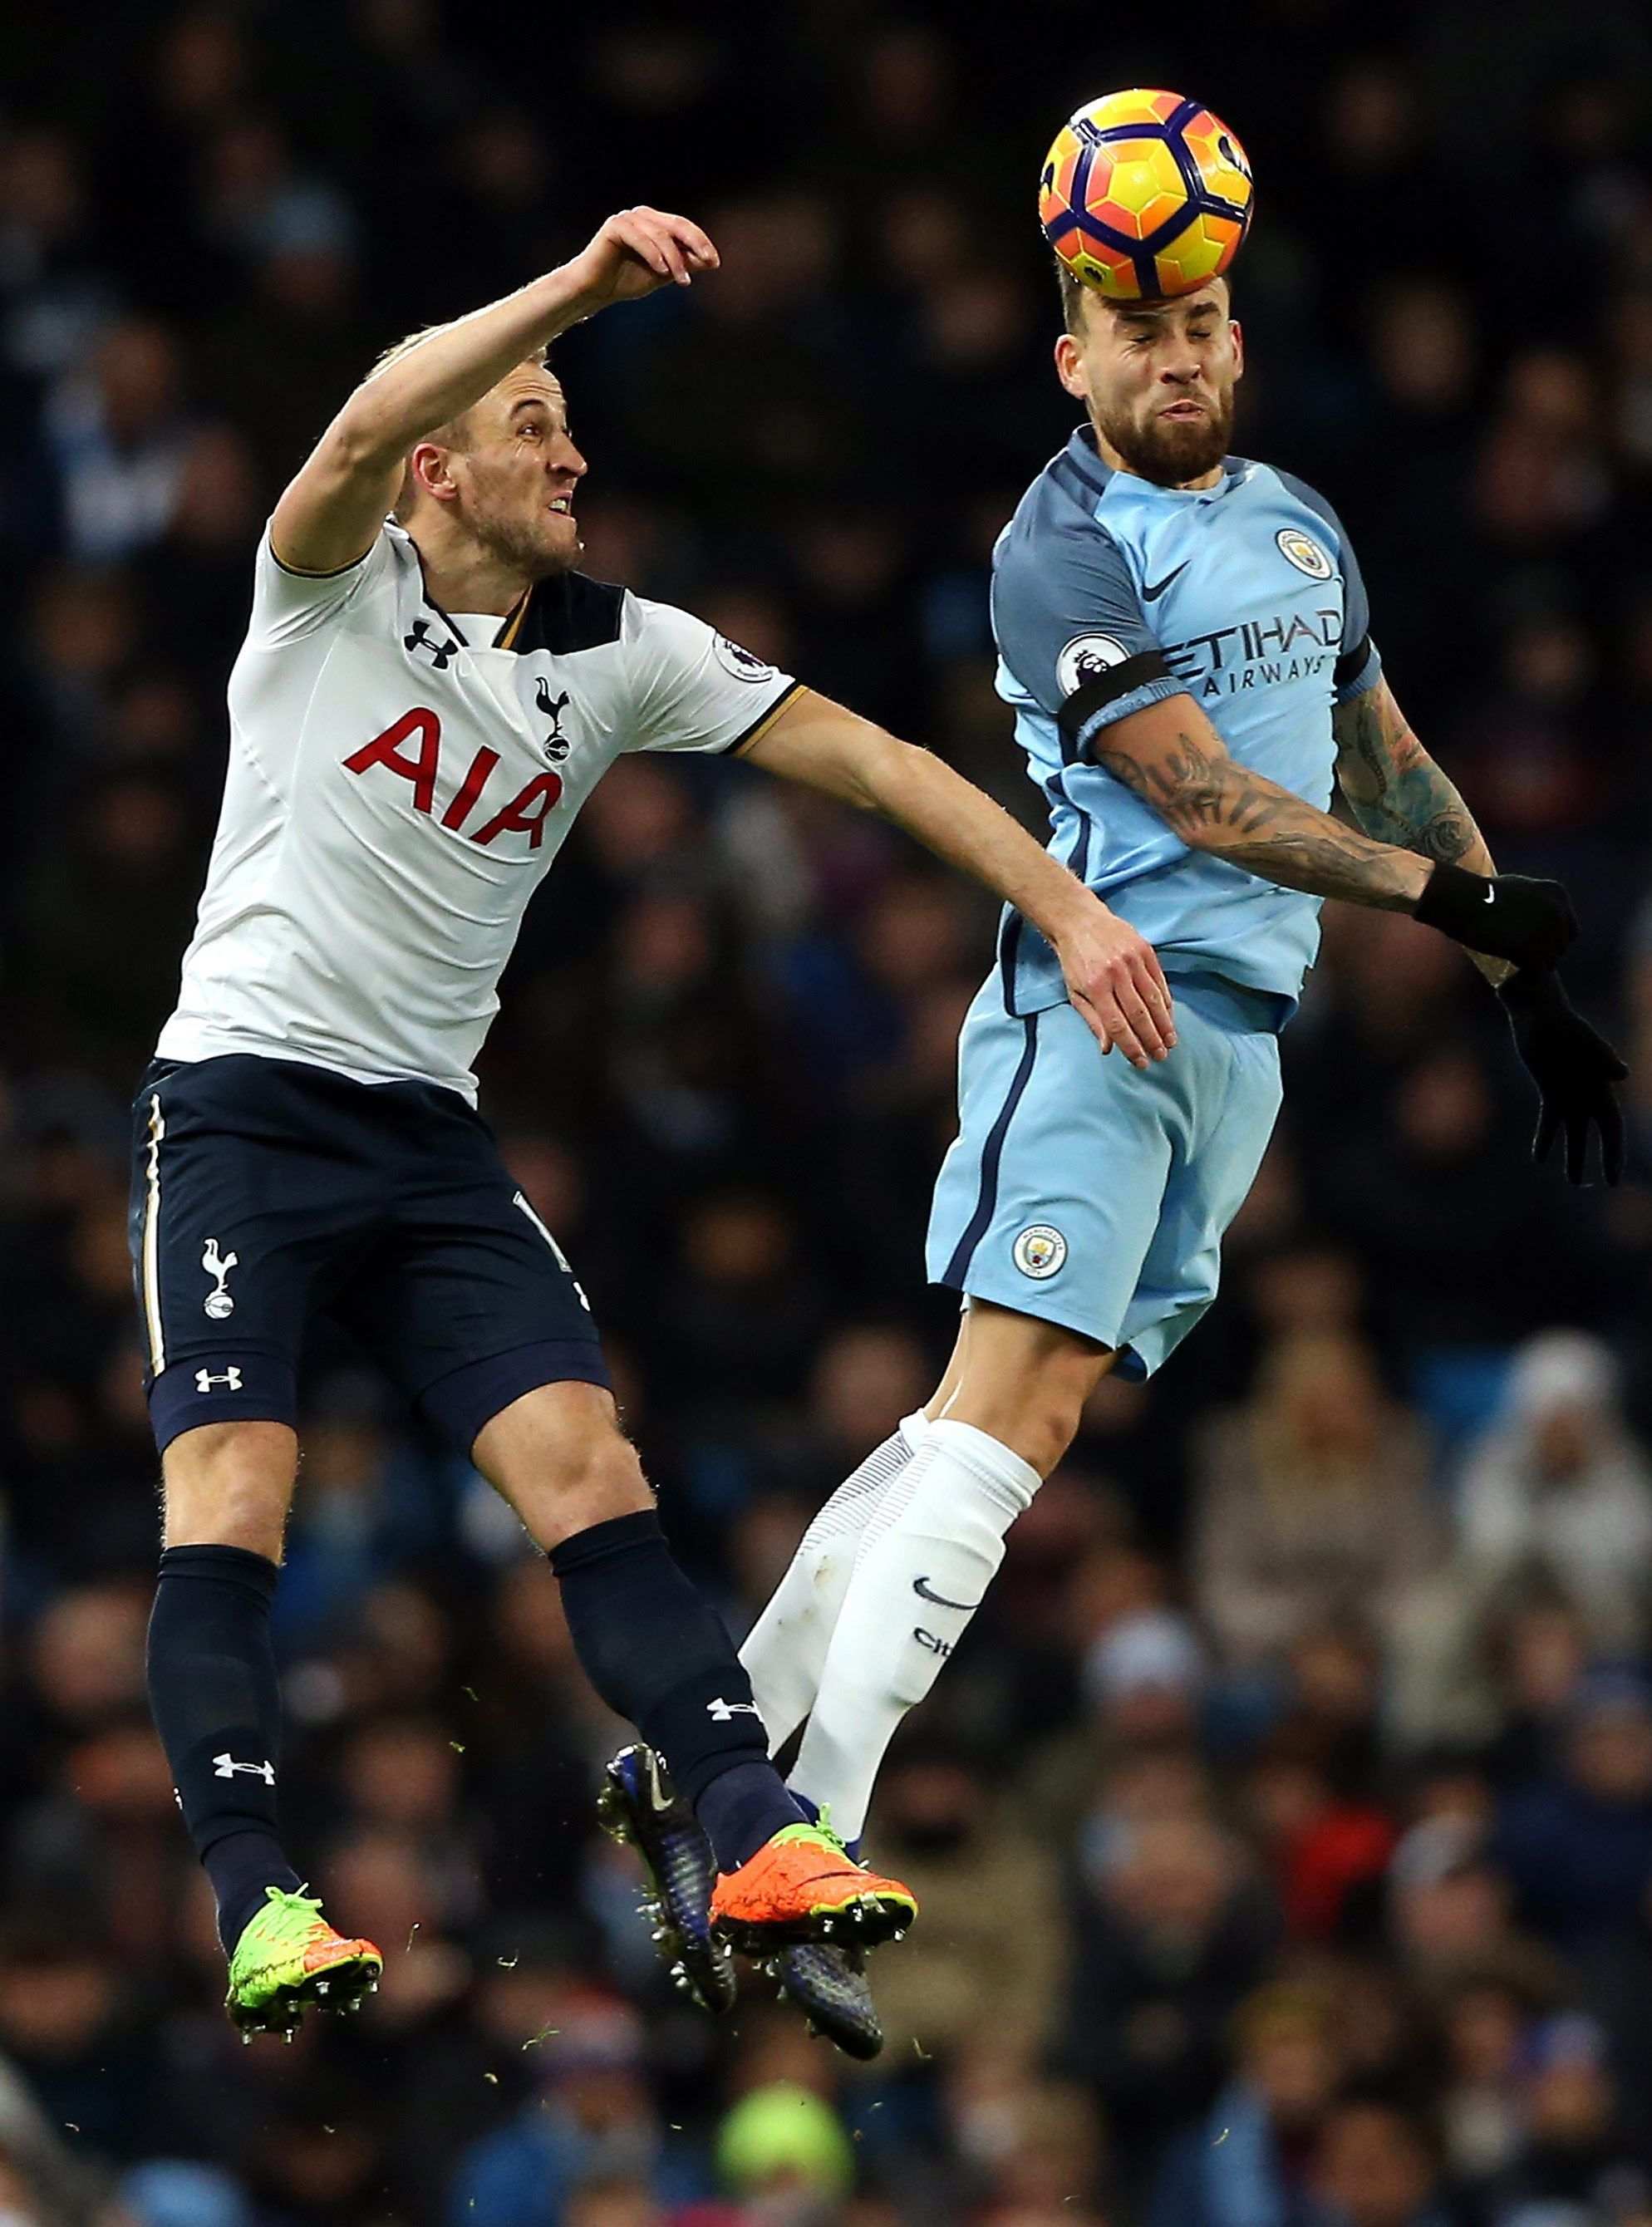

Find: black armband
1059;651;1173;750
1334;632;1372;691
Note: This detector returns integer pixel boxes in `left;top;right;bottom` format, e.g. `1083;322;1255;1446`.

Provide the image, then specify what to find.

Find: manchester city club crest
1275;527;1333;580
1012;1224;1067;1279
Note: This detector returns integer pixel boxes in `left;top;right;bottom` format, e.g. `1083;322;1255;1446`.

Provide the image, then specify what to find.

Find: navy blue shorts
128;1054;609;1457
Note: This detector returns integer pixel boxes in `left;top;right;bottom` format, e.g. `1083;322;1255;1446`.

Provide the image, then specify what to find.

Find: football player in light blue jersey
738;260;1626;1866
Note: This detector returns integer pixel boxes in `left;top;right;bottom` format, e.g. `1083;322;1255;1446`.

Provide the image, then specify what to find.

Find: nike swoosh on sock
912;1574;979;1611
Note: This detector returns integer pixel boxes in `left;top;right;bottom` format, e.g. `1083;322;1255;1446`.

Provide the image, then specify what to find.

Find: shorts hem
933;1273;1125;1358
148;1354;299;1455
934;1271;1212;1383
415;1337;612;1455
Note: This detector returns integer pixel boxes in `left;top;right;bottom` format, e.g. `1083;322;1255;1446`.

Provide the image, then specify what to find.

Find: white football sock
740;1411;931;1753
789;1420;1039;1841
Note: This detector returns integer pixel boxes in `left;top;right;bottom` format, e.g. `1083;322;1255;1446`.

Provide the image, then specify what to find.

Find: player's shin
549;1509;804;1871
739;1411;932;1750
789;1422;1039;1841
145;1546;302;1954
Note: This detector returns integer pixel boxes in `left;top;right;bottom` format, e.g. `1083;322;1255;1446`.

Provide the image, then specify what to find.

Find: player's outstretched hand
1058;907;1176;1070
563;208;719;313
1500;970;1629;1186
1414;861;1577;971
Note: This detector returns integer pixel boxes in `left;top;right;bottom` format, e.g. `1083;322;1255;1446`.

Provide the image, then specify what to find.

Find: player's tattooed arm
1332;679;1485;866
1091;694;1428;911
1331;678;1512;984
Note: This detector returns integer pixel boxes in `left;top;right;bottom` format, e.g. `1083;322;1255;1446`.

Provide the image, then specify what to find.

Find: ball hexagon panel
1153;211;1245;295
1081;136;1187;242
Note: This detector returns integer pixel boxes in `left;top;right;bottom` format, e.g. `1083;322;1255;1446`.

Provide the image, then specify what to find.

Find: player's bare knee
941;1310;1110;1476
559;1428;653;1522
1009;1380;1089;1478
161;1420;297;1559
474;1385;652;1547
508;1429;652;1551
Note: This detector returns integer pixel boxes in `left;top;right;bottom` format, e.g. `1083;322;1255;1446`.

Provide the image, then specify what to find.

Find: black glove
1499;969;1628;1185
1414;861;1577;970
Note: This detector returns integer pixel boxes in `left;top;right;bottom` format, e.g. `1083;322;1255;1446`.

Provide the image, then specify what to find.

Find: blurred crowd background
3;4;1652;2225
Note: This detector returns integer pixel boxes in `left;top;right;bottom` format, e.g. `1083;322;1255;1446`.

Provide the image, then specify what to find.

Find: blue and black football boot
598;1743;736;2015
765;1937;885;2060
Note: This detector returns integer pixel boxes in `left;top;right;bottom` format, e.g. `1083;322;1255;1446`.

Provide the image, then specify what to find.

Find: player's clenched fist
1055;908;1177;1069
562;208;720;312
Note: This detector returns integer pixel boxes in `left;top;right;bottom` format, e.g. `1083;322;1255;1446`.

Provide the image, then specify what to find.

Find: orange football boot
709;1819;917;1956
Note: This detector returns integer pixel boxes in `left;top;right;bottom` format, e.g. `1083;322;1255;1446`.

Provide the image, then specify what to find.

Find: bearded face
1061;281;1243;489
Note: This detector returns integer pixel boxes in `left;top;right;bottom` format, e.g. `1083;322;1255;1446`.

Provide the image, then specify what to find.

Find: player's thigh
934;1300;1119;1477
927;986;1175;1365
129;1057;366;1463
471;1380;652;1550
343;1114;612;1472
1119;1015;1283;1378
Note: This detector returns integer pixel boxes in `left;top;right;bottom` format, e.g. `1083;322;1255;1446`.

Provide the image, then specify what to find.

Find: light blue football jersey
989;425;1382;1016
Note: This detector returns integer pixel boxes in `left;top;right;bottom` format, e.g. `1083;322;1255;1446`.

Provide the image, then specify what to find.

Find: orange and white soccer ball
1039;88;1253;302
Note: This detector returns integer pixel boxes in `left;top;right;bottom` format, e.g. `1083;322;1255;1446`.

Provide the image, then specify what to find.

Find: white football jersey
156;521;801;1100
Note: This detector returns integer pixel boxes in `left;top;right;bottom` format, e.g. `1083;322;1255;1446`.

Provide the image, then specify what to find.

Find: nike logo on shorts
912;1575;979;1611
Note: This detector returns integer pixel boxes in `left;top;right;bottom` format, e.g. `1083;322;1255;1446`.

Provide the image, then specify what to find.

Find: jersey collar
1064;423;1248;500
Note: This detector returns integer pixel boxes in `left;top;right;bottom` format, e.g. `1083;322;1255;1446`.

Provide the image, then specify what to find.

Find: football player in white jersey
130;204;1177;2043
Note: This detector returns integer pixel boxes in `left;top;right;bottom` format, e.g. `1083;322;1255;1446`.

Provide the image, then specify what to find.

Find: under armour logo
405;617;460;670
535;678;573;761
195;1366;243;1393
213;1753;275;1784
706;1697;763;1723
202;1236;238;1320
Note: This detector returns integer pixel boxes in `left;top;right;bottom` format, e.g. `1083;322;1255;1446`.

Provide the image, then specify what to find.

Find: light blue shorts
926;971;1285;1379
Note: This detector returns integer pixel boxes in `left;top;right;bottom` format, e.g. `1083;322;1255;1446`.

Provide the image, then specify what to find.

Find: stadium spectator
1192;1328;1443;1669
1453;1330;1652;1652
1146;1980;1343;2227
1494;1671;1652;1954
1310;2097;1456;2227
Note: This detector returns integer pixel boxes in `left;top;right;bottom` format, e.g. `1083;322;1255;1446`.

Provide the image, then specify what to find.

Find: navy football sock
204;1830;301;1956
694;1762;807;1871
145;1545;301;1954
549;1510;804;1869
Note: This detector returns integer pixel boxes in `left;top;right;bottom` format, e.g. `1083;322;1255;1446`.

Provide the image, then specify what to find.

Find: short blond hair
365;327;553;522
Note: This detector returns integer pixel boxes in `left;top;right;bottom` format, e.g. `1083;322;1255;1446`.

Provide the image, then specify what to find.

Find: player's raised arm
1089;689;1579;973
735;691;1177;1070
268;209;718;575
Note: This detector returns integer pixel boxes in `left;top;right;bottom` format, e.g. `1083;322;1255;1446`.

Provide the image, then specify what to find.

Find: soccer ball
1039;89;1253;302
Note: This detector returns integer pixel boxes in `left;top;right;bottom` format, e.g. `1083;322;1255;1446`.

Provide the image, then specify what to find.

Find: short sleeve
1272;471;1381;704
991;513;1187;758
622;596;803;756
247;522;397;647
1330;527;1381;702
